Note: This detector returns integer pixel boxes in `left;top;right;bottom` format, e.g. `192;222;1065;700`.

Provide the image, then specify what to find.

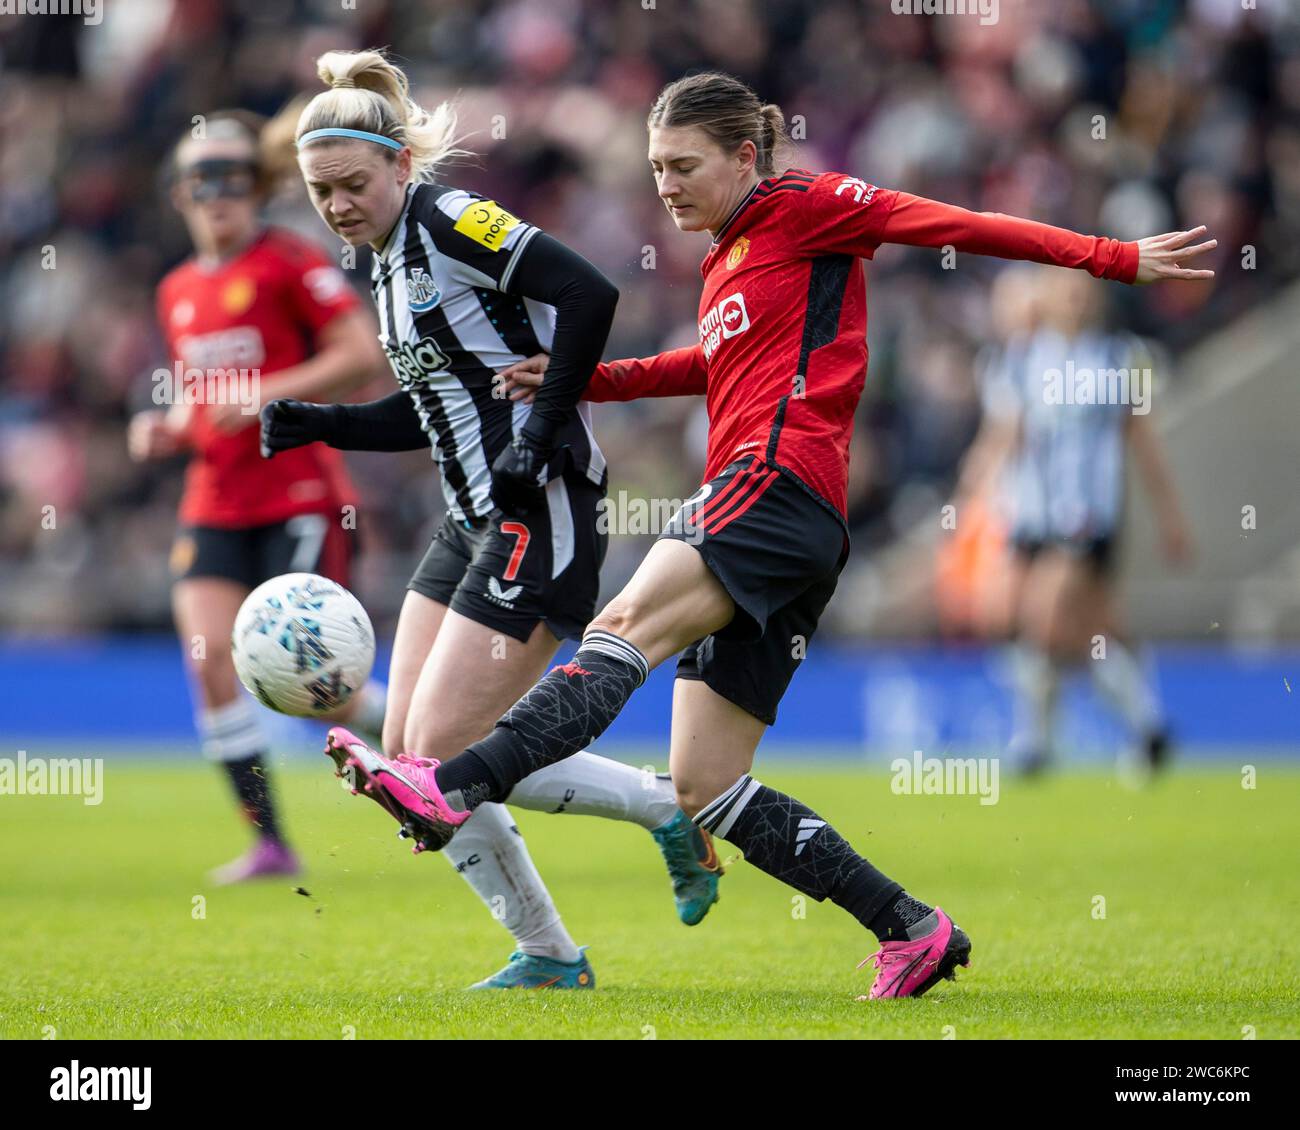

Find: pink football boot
209;837;301;885
325;727;469;854
859;908;971;999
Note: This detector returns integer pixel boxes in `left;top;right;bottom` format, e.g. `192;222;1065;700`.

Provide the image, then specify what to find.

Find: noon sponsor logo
454;200;520;251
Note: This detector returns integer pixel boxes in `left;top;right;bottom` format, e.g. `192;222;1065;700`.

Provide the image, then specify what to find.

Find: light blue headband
297;127;403;151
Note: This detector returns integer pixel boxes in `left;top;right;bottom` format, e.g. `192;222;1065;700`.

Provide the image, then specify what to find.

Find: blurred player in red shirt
129;111;387;883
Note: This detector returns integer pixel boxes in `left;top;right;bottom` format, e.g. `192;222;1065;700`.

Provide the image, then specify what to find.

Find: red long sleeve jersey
158;228;359;527
585;170;1138;516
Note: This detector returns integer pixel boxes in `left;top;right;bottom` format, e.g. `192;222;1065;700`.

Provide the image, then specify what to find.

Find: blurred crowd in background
0;0;1293;637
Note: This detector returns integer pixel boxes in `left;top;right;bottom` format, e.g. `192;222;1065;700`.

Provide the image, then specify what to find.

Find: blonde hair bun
296;48;473;183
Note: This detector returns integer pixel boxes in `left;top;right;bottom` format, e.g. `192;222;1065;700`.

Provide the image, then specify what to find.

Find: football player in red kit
330;71;1216;999
129;111;388;883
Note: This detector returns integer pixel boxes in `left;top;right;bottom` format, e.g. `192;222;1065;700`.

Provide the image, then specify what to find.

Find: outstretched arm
260;390;429;458
586;345;709;402
500;343;708;404
799;173;1216;285
881;194;1216;284
880;192;1140;281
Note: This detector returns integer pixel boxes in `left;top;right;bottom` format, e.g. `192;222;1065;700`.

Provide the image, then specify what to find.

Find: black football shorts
172;512;356;590
408;472;608;643
1011;532;1118;578
660;455;848;725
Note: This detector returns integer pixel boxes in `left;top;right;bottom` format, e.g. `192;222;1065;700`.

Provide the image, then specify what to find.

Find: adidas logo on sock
794;817;826;856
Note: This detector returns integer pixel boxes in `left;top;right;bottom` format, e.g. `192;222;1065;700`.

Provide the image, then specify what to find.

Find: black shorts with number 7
408;471;608;643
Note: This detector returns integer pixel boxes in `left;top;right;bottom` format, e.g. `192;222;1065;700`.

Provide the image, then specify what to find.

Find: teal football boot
469;947;595;990
651;810;722;926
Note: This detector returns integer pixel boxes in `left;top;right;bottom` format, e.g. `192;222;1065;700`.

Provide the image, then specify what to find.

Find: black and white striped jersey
370;182;606;520
980;328;1149;542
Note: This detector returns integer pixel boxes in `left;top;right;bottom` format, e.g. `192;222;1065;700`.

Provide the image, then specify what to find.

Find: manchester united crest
221;277;256;315
726;236;751;270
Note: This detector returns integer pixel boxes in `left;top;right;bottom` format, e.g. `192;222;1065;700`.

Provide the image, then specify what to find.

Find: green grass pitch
2;757;1296;1039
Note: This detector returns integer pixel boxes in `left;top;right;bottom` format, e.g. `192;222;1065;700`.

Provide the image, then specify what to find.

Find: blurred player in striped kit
959;267;1193;778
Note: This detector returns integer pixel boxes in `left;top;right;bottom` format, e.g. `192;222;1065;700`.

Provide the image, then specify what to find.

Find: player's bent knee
674;789;706;821
586;599;643;642
672;776;731;821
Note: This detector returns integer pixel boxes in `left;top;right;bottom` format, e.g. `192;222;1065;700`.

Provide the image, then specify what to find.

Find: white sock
505;750;680;831
1089;640;1163;740
197;694;266;761
441;801;580;962
1009;643;1059;755
346;680;387;744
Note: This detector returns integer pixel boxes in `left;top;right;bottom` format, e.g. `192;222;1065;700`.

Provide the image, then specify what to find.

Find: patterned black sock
434;630;649;809
694;776;904;939
221;754;281;841
867;892;938;943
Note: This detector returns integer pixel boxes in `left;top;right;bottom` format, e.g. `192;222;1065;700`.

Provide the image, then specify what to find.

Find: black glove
260;399;339;459
490;431;551;516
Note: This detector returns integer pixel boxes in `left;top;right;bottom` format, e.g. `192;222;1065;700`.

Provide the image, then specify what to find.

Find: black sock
221;754;281;841
435;630;649;808
867;892;938;943
694;776;905;940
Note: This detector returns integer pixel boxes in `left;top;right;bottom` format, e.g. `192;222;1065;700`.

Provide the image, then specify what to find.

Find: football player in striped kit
261;50;721;990
961;266;1192;779
351;71;1215;1000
